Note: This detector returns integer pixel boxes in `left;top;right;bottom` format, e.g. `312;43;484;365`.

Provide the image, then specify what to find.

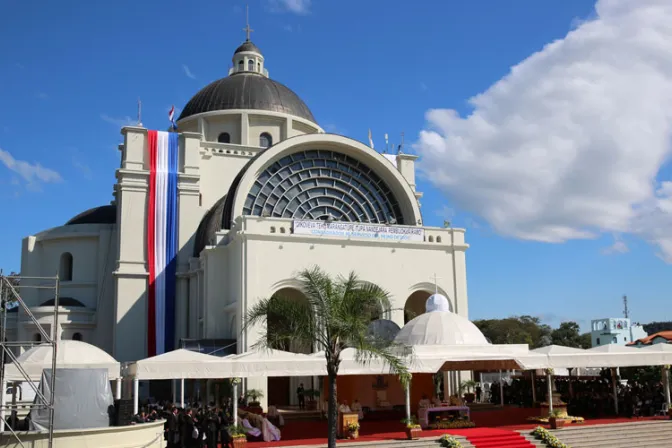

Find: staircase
277;436;468;448
549;420;672;448
460;429;534;448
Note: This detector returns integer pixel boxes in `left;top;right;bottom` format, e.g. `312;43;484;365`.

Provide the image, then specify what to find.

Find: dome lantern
229;7;268;77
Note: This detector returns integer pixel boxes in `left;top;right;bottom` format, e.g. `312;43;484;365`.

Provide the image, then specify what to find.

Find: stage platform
241;407;669;447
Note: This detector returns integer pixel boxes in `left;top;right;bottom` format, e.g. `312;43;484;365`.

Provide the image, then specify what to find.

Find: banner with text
293;219;424;242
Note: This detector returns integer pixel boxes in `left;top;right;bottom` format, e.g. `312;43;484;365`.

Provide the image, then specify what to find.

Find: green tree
245;267;408;448
550;321;586;348
474;316;552;348
578;332;592;349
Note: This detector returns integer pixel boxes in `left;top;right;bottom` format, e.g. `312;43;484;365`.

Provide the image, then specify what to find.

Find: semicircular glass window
242;150;404;223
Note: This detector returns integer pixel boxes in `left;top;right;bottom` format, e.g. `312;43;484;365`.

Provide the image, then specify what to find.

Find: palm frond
244;295;315;352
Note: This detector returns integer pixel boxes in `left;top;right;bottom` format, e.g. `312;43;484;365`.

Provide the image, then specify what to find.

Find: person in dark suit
204;408;218;448
297;383;305;410
166;407;180;448
180;408;197;448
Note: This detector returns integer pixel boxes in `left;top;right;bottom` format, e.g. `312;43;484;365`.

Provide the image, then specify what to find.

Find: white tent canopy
226;349;327;377
517;344;672;369
126;349;227;380
4;341;121;381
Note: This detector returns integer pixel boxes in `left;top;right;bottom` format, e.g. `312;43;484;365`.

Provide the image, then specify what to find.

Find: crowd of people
488;374;669;418
132;396;283;447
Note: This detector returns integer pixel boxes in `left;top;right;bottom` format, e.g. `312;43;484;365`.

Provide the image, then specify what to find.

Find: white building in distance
11;36;470;407
590;318;647;348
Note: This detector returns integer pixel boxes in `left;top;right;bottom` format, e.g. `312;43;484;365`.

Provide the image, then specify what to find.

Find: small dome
235;40;261;54
426;294;450;313
367;319;402;344
65;205;116;225
395;311;489;346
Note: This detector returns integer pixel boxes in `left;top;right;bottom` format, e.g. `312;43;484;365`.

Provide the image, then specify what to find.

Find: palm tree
245;266;409;448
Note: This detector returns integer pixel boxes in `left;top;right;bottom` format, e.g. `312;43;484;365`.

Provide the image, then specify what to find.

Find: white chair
657;403;668;416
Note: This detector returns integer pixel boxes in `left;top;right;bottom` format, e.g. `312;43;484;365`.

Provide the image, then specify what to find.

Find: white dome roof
394;302;489;346
5;340;121;381
426;293;451;312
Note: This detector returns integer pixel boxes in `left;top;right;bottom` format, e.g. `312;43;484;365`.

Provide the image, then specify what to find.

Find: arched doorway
267;287;314;409
404;290;432;324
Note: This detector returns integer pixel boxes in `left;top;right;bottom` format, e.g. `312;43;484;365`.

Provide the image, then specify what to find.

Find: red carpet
239;408;668;447
448;428;533;448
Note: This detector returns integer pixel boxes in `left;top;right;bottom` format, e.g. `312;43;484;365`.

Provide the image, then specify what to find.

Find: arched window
248;60;254;71
259;132;272;148
72;332;83;341
59;252;73;282
238;60;244;70
218;132;231;143
257;62;261;72
33;333;42;342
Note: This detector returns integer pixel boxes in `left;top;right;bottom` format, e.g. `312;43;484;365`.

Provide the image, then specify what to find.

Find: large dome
178;73;317;124
395;295;488;346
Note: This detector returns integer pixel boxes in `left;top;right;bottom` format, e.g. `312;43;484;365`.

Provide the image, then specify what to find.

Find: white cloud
182;64;196;80
100;114;135;127
270;0;311;15
416;0;672;262
0;148;62;190
601;234;629;255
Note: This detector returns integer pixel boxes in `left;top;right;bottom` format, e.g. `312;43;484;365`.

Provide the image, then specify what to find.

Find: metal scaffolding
0;273;60;448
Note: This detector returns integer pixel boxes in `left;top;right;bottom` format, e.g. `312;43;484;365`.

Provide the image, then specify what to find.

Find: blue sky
1;0;671;330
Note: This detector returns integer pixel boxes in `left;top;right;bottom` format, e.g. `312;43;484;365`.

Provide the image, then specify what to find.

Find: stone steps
274;436;467;448
549;420;672;448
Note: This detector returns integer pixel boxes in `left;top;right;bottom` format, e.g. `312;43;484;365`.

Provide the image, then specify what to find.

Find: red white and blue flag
147;130;179;356
168;106;177;130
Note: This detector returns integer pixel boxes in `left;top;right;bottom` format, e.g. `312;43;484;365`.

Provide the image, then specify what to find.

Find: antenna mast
397;131;405;154
137;99;143;126
623;295;629;319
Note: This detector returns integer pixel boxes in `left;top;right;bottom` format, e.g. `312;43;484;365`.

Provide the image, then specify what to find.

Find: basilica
11;35;469;407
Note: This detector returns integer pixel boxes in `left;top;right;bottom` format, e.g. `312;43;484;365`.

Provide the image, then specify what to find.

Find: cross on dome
243;5;254;41
430;273;442;294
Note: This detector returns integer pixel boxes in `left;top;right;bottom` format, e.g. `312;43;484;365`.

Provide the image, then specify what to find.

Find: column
240;113;250;146
531;371;536;404
114;126;150;363
133;378;140;415
232;381;239;424
611;368;619;414
546;371;554;414
499;370;504;407
115;378;122;400
180;379;185;408
663;366;671;408
442;371;450;401
176;132;200;349
404;380;411;422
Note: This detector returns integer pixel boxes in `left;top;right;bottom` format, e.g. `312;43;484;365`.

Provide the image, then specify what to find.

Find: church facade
11;37;469;406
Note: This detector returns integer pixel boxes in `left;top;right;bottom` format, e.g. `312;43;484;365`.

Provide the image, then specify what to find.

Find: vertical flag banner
147;130;179;356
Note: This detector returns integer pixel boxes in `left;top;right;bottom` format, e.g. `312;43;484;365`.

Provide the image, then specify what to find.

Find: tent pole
233;381;238;424
546;371;553;414
499;370;504;406
133;378;139;415
663;366;671;409
180;378;185;408
531;370;536;404
611;368;619;415
405;380;411;422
